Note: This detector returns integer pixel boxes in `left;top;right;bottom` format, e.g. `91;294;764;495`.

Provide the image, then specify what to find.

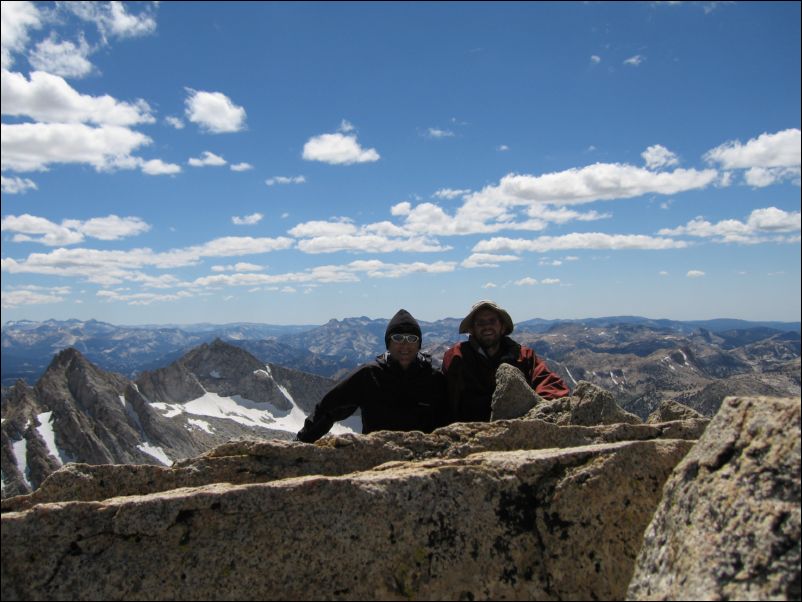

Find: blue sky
1;1;800;326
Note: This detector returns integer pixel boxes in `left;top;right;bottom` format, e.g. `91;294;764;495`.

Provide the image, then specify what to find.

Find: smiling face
388;334;419;370
472;309;503;354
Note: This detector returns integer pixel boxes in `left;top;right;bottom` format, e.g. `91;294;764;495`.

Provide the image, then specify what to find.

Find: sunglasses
389;333;420;343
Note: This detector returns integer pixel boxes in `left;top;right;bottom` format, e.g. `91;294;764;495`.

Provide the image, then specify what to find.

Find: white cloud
2;288;65;309
2;235;294;285
65;2;158;41
590;55;601;64
141;158;181;175
338;119;355;133
97;289;193;306
1;0;42;70
230;162;253;172
686;270;705;278
1;69;155;126
1;214;150;246
188;151;227;167
642;144;679;170
266;175;305;185
185;89;247;133
482;282;497;289
704;128;801;170
390;202;412;216
541;278;561;285
623;55;645;66
514;277;538;286
28;33;94;78
302;132;380;165
659;271;669;276
469;164;717;207
433;188;471;200
211;262;264;273
165;116;184;129
232;213;263;226
659;207;801;244
473;233;689;253
1;122;152;172
461;253;521;269
425;128;455;139
497;144;510;152
289;218;449;254
1;175;38;194
743;166;801;188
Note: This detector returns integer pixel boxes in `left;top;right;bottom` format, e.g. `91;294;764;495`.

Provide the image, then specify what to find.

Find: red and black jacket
442;337;570;422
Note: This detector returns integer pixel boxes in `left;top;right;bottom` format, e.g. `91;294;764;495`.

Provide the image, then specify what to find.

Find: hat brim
459;303;514;335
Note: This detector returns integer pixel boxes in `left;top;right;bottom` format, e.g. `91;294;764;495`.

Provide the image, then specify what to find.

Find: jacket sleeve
296;368;365;443
529;353;571;400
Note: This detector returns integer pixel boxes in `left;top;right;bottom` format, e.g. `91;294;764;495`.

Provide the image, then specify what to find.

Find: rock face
0;349;203;497
628;396;801;601
1;426;695;601
2;363;797;601
528;380;643;426
1;344;340;499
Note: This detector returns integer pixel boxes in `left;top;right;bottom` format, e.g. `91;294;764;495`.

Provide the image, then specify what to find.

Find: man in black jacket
296;309;448;443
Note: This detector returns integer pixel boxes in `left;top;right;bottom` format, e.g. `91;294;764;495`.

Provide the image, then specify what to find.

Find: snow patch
11;428;32;489
187;418;214;434
35;411;65;466
137;443;171;466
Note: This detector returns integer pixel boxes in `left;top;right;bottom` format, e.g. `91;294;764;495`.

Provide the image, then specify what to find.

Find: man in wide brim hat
459;300;514;336
443;300;569;423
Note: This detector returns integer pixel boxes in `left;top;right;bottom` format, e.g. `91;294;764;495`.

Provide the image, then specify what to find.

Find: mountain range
3;315;799;386
2;315;799;498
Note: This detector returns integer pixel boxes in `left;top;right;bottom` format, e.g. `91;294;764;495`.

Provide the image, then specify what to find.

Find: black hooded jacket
296;352;448;443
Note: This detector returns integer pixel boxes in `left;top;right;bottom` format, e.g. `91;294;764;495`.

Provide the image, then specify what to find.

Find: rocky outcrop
527;380;643;426
1;429;693;601
646;399;704;424
628;396;801;601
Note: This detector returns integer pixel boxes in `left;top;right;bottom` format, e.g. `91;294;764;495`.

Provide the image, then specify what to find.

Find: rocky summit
2;368;798;600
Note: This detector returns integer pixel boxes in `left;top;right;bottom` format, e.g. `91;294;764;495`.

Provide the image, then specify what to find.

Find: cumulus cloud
1;214;150;246
1;122;152;172
185;89;247;133
188;151;226;167
704;128;801;169
658;207;801;244
302;131;380;165
642;144;679;170
230;162;253;172
28;33;94;78
686;270;705;278
140;158;181;176
1;0;42;69
65;1;158;41
232;213;264;226
1;69;155;126
165;116;184;129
